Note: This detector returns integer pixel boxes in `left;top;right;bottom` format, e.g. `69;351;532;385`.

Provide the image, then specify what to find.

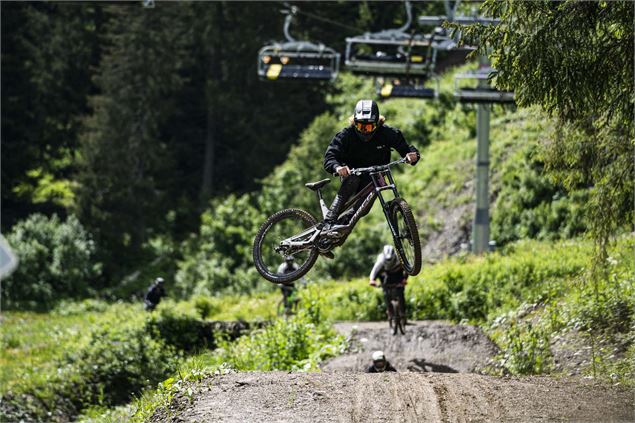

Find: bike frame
278;158;407;254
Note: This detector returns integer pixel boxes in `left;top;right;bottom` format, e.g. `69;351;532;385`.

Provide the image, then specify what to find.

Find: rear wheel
389;199;422;276
253;208;319;284
390;299;399;335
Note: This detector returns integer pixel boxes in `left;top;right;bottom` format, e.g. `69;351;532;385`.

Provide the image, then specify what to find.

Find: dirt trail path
155;372;633;423
322;321;499;373
152;320;633;422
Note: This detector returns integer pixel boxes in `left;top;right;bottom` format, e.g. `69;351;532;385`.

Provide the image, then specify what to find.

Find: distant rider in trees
370;245;408;319
277;257;299;315
144;277;166;311
320;100;420;255
367;350;397;373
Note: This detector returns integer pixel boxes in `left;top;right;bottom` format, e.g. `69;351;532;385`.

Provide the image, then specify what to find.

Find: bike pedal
321;251;335;259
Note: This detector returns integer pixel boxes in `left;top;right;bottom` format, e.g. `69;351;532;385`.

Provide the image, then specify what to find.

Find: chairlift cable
290;7;365;34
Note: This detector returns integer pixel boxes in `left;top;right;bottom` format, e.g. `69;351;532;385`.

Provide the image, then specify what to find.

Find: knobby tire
390;198;422;276
253;208;319;284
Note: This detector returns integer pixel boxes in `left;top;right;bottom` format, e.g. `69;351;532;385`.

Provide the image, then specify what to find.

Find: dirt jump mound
321;321;499;373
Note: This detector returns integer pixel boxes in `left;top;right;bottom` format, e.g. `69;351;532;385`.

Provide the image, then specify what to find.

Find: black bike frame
278;158;407;253
335;169;402;237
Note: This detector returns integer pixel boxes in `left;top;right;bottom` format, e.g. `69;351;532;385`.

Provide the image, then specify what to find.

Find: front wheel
253;208;319;284
389;199;422;276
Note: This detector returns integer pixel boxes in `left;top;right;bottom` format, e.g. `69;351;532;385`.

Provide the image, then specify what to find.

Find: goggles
354;121;377;134
373;359;386;369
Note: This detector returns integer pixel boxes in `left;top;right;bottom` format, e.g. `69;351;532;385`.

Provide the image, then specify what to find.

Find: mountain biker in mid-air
367;350;398;373
320;100;420;256
370;245;408;320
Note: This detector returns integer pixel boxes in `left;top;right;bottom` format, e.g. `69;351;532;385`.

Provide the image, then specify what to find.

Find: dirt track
151;321;634;422
153;372;633;423
322;321;499;373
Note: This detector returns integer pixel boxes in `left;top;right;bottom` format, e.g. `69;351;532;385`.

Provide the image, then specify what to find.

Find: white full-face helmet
383;244;398;266
372;350;387;371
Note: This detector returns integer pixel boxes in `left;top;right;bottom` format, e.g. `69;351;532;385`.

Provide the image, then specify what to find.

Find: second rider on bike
370;245;408;322
320;100;420;247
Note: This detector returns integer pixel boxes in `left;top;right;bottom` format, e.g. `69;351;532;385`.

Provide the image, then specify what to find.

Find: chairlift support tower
419;8;513;254
453;24;513;255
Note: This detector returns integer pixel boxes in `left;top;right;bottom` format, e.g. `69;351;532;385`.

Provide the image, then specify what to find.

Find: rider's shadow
407;358;458;373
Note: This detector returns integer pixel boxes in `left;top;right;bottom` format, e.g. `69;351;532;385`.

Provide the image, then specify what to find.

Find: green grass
1;308;106;389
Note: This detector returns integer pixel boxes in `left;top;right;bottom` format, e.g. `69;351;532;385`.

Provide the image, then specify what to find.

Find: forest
1;1;633;422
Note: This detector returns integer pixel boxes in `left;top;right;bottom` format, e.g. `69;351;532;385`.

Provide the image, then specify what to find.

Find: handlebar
333;157;408;177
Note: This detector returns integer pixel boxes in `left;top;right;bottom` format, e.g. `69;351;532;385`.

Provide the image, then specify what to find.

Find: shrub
3;214;101;310
499;321;552;375
145;308;213;352
214;311;344;372
61;322;180;407
174;194;264;297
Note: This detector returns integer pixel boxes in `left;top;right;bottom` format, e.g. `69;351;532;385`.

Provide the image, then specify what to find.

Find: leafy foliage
0;305;179;422
1;3;104;225
2;214;101;310
174;194;263;297
457;0;634;256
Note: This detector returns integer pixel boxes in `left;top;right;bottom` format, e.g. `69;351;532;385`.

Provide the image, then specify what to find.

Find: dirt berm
152;321;634;422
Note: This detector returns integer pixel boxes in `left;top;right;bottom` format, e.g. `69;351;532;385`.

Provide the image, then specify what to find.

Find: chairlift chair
454;67;514;104
257;8;340;82
344;1;436;78
376;77;439;100
258;42;340;81
345;33;436;78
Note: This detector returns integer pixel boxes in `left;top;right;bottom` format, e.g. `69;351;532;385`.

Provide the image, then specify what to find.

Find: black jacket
145;283;166;305
323;124;419;175
367;361;398;373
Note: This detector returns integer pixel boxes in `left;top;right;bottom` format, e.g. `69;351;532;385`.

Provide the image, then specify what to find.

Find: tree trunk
200;95;215;205
199;3;224;207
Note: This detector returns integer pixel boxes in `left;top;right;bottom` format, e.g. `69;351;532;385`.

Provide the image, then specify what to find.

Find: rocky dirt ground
321;321;499;373
150;321;634;422
152;372;633;423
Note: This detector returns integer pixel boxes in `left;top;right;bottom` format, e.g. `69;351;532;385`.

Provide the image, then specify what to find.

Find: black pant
383;286;406;318
335;174;376;222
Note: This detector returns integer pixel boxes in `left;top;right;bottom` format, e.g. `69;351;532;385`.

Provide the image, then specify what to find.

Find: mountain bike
253;157;421;284
386;286;407;335
277;284;300;317
371;281;407;335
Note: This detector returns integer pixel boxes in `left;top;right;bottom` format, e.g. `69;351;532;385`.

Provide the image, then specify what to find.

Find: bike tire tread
253;208;319;284
390;199;422;276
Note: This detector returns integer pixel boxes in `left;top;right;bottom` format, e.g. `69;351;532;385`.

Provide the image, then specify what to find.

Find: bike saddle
304;179;330;191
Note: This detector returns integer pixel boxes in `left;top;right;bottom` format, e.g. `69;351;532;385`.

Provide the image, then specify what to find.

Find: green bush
145;308;213;352
174;194;265;297
499;321;552;375
492;143;588;245
192;295;219;319
3;214;101;310
1;311;180;422
61;322;180;407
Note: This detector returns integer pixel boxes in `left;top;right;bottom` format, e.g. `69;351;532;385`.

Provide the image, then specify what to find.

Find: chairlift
454;67;514;104
257;8;340;82
376;77;438;100
417;1;477;76
345;1;436;78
